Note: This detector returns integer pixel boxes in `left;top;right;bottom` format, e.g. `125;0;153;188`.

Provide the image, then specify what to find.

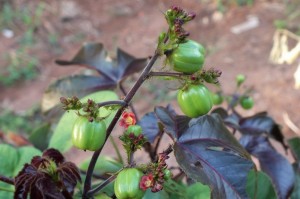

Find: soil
0;0;299;163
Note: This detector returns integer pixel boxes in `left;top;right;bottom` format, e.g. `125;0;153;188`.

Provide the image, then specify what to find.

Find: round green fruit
240;96;254;110
177;84;213;118
114;168;145;199
210;92;224;105
72;116;106;151
236;74;246;86
169;40;205;74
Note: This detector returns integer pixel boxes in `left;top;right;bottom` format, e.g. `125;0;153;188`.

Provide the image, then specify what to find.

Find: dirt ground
0;0;300;162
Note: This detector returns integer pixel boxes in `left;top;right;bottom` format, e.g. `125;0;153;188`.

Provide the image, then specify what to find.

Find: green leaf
143;189;170;199
28;123;52;151
288;137;300;162
94;193;112;199
48;91;119;152
14;146;41;176
80;156;122;175
291;163;300;199
0;144;41;176
0;182;14;199
246;169;277;199
186;182;211;199
240;135;294;199
0;144;18;176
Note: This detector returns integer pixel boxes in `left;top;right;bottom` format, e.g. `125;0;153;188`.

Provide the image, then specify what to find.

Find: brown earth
0;0;299;163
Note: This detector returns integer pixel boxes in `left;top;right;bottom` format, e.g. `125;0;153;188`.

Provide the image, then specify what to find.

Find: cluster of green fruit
167;39;254;118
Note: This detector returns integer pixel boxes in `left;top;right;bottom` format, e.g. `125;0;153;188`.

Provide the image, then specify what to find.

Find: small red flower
119;112;136;128
139;173;154;191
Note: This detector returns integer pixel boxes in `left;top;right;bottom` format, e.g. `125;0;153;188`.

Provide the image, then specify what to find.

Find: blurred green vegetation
0;2;45;86
0;106;43;135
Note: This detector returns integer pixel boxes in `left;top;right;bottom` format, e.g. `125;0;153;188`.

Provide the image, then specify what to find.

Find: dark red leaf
34;176;66;199
31;156;49;169
14;164;42;199
57;162;81;195
42;148;65;165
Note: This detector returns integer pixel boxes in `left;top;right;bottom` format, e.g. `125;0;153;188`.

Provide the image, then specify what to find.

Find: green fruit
114;168;145;199
125;125;143;136
177;84;213;118
72;117;106;151
163;169;172;180
169;40;205;74
210;92;224;105
236;74;246;86
240;96;254;110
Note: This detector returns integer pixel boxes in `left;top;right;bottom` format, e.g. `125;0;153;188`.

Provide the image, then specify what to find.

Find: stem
0;175;14;185
82;52;160;198
154;130;164;155
119;83;139;121
86;169;122;198
109;136;124;165
148;71;187;78
128;147;135;165
97;100;126;108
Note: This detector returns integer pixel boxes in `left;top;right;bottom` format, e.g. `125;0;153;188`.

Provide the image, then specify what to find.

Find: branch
86;169;122;198
0;175;14;185
119;83;139;121
82;52;160;198
97;100;126;108
148;71;187;78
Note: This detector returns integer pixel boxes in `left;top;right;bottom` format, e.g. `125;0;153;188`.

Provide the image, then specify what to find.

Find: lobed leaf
246;169;277;199
288;137;300;162
43;43;147;112
154;106;190;141
291;163;300;199
156;108;254;198
240;135;294;199
42;75;116;111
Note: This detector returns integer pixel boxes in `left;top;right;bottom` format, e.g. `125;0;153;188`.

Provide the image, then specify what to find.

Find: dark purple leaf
56;43;112;76
239;113;287;150
42;148;65;165
211;107;228;119
159;111;254;198
154;106;191;140
223;112;241;130
45;75;116;99
55;42;147;82
138;112;160;143
138;105;177;143
115;48;147;80
240;135;294;199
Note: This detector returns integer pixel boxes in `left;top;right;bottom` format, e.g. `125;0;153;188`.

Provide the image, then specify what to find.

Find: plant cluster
0;5;299;199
